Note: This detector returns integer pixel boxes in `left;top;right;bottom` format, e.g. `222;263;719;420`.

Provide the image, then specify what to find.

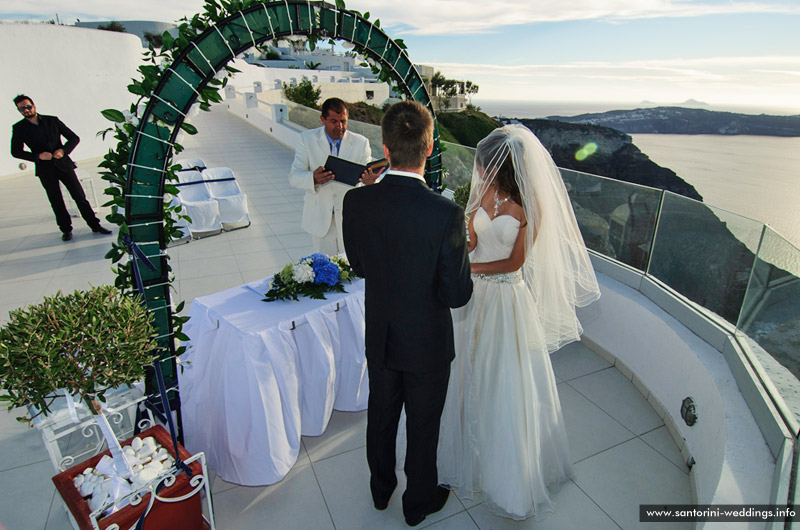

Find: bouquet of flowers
263;253;358;302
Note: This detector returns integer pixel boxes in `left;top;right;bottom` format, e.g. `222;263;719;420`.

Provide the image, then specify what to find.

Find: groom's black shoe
405;485;450;527
91;225;112;235
371;477;396;511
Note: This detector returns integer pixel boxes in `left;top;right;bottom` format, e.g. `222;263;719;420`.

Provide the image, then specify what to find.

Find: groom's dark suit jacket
343;172;473;372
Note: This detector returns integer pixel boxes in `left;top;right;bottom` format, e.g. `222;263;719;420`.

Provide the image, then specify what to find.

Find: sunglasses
17;105;33;111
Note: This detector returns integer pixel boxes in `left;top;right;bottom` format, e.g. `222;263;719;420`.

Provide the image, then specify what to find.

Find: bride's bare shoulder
507;201;526;226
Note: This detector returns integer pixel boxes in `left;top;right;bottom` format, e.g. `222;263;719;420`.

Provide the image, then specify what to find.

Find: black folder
325;156;388;187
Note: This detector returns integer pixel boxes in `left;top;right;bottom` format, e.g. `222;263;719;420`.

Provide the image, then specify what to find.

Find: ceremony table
180;276;368;486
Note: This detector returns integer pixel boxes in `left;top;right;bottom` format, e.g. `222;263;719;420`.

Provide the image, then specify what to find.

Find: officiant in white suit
289;97;380;254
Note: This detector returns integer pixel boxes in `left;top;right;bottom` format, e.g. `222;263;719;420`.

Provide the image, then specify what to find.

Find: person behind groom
342;100;473;527
10;94;112;241
289;97;381;255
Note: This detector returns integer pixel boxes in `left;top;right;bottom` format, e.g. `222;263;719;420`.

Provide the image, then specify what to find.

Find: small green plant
97;21;126;32
454;182;471;210
283;79;322;109
0;285;157;422
143;30;163;48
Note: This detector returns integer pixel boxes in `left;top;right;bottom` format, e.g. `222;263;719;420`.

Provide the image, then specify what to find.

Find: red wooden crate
52;425;205;530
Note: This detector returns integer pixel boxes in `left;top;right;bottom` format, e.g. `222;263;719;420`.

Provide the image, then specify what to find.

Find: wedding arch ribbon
123;236;192;479
122;234;156;295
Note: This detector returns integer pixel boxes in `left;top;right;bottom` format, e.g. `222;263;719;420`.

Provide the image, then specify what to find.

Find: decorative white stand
29;384;216;530
29;384;151;472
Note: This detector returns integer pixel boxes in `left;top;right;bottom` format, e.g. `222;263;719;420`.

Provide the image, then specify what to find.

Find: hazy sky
3;0;799;112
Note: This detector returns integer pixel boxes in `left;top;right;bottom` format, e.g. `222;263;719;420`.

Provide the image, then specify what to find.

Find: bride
437;124;601;520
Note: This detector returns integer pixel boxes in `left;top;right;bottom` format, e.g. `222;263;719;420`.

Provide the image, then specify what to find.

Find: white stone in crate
137;444;155;459
79;479;94;497
88;489;109;512
95;455;116;477
135;467;159;484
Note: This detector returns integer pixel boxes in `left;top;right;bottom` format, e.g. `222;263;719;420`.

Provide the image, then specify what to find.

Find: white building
241;46;394;107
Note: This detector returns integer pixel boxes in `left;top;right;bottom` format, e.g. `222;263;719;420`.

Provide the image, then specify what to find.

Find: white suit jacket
289;127;371;238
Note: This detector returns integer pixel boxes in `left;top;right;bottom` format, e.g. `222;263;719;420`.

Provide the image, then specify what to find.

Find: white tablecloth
180;277;368;486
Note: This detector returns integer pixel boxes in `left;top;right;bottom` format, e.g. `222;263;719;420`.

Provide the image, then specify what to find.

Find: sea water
630;134;800;249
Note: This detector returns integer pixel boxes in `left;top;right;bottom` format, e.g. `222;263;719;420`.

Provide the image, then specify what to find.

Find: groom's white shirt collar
385;169;426;184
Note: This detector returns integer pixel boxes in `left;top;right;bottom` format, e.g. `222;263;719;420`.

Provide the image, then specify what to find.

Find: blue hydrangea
302;253;329;263
312;259;341;286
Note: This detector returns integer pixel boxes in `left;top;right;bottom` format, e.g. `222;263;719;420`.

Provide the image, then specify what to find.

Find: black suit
343;172;472;521
11;114;100;233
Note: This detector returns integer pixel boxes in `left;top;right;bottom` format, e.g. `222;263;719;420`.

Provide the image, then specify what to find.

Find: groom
343;100;473;526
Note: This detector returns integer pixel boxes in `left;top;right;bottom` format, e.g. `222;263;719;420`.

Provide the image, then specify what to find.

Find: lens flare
575;142;598;161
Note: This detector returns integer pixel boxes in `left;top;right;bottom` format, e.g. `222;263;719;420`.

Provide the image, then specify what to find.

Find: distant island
548;106;800;137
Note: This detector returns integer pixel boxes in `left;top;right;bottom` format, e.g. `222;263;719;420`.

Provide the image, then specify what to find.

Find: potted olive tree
0;286;208;529
0;285;157;474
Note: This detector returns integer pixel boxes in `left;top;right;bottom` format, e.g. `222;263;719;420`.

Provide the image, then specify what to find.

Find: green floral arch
111;1;438;394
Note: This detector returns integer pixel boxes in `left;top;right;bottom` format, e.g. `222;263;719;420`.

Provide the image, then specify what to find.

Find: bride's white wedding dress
437;206;574;520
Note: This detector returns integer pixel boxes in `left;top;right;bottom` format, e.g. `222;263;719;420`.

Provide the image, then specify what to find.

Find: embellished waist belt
471;270;523;284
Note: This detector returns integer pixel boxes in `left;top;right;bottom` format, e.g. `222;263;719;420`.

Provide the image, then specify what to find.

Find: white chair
175;170;222;238
66;169;99;217
174;158;206;172
75;169;99;211
201;167;251;230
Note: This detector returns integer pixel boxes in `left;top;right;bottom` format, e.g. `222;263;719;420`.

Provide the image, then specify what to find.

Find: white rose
292;262;314;283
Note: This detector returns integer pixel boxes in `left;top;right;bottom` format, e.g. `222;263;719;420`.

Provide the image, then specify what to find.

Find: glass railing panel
738;227;800;377
441;141;475;192
648;191;763;324
284;100;321;129
561;169;662;271
343;120;383;162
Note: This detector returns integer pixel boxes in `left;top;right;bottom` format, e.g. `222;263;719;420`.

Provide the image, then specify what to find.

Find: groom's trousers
366;361;450;521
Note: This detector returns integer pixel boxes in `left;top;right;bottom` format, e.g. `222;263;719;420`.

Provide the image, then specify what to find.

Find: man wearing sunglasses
11;94;111;241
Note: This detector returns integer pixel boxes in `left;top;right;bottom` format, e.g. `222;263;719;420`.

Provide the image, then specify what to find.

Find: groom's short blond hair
381;101;433;170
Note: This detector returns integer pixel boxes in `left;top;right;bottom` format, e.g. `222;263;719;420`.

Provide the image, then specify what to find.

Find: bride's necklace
493;189;509;217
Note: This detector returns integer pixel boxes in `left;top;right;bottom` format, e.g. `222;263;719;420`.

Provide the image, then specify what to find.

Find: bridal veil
464;124;601;352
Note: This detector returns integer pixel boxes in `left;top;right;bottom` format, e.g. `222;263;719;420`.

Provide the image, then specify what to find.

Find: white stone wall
224;90;300;151
1;24;143;177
